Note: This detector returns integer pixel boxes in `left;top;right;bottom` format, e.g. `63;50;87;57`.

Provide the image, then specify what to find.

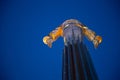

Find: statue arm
43;26;63;48
82;26;102;48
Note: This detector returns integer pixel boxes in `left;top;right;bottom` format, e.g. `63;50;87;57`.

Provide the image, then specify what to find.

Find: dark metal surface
62;41;98;80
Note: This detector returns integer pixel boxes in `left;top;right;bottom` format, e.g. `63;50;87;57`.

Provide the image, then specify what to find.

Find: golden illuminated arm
43;26;63;48
82;26;102;48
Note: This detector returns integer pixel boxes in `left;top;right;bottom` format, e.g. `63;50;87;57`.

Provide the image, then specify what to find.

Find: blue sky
0;0;120;80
